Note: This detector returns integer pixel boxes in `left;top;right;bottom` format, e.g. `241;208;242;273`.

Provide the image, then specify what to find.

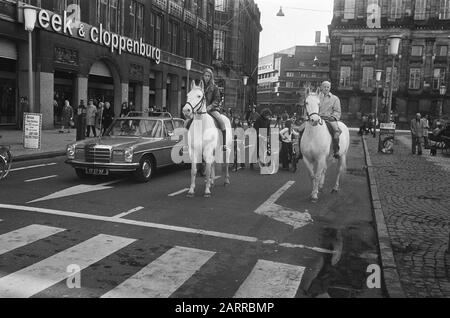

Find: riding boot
332;137;340;159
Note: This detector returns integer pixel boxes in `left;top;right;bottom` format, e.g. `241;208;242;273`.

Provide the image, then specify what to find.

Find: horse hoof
331;189;339;194
204;194;211;198
186;193;195;198
311;196;318;203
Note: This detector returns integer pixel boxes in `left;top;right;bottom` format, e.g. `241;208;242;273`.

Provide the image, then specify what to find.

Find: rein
307;112;324;126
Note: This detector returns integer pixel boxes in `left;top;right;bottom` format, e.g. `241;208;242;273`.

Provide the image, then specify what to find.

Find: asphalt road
0;133;383;298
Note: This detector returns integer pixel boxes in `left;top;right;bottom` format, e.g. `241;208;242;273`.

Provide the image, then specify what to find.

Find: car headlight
124;147;134;163
67;144;76;160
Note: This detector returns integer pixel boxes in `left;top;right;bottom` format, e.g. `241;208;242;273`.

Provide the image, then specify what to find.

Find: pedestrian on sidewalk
120;102;130;118
411;113;427;155
86;99;97;137
60;100;73;134
422;114;430;149
231;117;246;172
102;102;115;135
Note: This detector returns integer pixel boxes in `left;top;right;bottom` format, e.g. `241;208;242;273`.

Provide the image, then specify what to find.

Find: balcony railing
154;0;168;10
0;0;17;21
197;18;208;32
184;10;196;26
168;0;182;19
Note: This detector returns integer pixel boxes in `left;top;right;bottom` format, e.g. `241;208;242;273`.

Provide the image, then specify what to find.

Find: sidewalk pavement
0;129;77;162
363;133;450;298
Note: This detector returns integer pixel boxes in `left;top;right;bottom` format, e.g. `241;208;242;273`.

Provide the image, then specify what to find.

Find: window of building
439;0;450;19
286;82;294;88
433;68;446;89
97;0;122;33
341;44;353;55
344;0;355;19
363;44;376;55
130;0;144;39
215;0;226;12
213;30;225;60
362;67;374;88
185;30;193;58
168;21;179;54
409;68;422;89
197;0;204;18
286;72;295;78
390;0;403;19
415;0;427;20
339;66;351;88
437;45;448;56
198;36;204;63
155;14;163;48
411;46;423;56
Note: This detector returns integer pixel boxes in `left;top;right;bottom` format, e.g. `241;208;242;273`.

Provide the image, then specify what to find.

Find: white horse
301;89;350;202
182;81;232;198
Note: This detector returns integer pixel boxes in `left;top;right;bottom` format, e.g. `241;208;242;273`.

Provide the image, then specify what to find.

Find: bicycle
0;138;13;180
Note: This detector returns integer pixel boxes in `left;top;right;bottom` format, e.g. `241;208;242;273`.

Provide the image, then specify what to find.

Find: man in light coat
86;99;97;137
411;113;427;155
319;81;342;159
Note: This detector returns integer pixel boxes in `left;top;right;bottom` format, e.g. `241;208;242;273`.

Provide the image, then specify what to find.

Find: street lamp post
243;76;249;115
23;5;38;113
375;69;383;135
387;35;402;123
439;85;447;119
185;58;193;98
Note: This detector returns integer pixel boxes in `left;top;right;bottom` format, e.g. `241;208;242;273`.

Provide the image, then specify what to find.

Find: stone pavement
0;129;77;161
364;133;450;298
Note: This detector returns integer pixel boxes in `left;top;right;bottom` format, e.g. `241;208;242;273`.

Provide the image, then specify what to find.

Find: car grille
85;145;111;163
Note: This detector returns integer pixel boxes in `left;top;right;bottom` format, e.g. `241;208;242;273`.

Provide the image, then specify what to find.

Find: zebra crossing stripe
101;246;215;298
233;260;305;298
0;234;135;298
0;225;65;256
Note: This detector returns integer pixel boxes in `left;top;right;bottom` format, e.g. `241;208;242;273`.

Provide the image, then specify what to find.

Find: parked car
66;116;185;182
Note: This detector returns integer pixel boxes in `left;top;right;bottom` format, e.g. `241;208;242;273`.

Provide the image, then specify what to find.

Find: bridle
305;98;324;126
186;91;206;115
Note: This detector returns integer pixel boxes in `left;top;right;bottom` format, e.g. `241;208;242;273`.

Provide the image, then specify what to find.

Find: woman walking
60;100;73;133
86;99;98;137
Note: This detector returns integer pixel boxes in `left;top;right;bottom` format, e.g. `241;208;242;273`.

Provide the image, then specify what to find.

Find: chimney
315;31;321;44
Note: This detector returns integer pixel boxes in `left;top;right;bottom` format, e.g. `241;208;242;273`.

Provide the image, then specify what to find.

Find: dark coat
102;107;115;129
204;82;221;111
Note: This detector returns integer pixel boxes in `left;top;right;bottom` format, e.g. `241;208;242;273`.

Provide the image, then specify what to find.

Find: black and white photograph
0;0;449;304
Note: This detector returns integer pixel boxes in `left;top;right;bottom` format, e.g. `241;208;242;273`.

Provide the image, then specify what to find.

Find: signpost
378;122;396;154
23;113;42;150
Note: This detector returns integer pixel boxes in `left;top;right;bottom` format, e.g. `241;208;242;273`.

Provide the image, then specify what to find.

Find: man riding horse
298;81;342;159
185;68;227;151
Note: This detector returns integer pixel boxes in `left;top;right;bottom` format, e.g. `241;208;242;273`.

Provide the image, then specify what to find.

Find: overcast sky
255;0;334;57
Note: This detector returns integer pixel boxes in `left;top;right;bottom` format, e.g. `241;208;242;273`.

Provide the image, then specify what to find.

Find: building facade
0;0;214;129
257;44;331;116
213;0;261;118
329;0;450;127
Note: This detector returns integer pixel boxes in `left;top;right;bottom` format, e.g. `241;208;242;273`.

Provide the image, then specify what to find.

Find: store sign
34;8;161;64
23;113;42;150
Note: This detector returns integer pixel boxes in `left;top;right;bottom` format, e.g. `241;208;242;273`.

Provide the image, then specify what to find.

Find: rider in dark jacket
185;68;227;150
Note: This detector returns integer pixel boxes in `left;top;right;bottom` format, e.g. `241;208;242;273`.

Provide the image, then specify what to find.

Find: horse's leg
333;154;346;193
224;148;231;186
211;163;215;188
312;158;327;202
303;158;318;200
204;163;212;198
187;157;198;198
319;166;327;192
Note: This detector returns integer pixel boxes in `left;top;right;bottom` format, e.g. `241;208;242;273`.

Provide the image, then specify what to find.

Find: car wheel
75;168;89;180
134;156;155;183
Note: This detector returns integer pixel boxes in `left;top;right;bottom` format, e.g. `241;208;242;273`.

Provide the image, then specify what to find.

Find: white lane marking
0;225;65;256
25;175;58;183
0;234;135;298
27;180;123;204
10;163;57;172
255;181;313;229
102;246;215;298
234;260;305;298
168;189;189;197
0;204;333;254
112;207;145;219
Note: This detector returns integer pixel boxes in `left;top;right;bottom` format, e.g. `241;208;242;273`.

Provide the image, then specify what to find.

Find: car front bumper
65;160;140;172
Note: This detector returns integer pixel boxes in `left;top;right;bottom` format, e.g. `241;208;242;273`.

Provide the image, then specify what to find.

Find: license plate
85;168;109;176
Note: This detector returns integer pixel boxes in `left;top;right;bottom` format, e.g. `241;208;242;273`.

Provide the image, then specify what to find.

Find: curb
362;136;406;298
13;151;66;163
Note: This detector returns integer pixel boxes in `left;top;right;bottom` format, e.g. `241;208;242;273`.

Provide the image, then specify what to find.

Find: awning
89;61;112;77
0;39;17;60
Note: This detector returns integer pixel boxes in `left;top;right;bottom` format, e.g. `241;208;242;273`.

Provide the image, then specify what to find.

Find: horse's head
304;87;322;126
183;81;206;119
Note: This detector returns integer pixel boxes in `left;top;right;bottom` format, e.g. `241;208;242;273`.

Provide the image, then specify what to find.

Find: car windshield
106;119;163;138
